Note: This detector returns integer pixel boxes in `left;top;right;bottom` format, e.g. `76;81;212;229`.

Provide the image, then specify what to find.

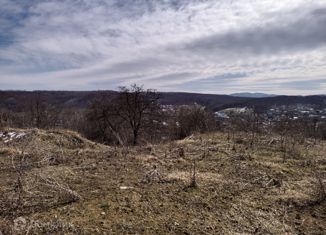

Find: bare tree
86;85;160;145
115;84;160;145
27;92;59;129
87;93;125;145
0;109;9;128
171;104;216;139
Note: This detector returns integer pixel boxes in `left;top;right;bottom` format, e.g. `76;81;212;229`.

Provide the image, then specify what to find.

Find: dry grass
0;129;325;234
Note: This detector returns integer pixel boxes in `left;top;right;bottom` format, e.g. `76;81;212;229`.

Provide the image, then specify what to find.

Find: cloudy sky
0;0;326;95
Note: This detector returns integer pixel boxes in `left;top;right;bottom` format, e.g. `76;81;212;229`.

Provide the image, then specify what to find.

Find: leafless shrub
312;165;326;203
177;147;185;158
9;140;31;216
142;165;166;184
189;160;198;188
170;104;217;140
183;150;201;189
223;108;264;148
272;117;314;162
0;109;11;129
120;146;130;158
37;175;81;204
26;91;59;129
232;153;252;161
230;146;252;161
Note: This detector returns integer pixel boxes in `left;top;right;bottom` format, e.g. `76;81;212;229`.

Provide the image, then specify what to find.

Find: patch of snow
215;112;229;119
1;131;28;143
15;133;26;139
8;132;16;138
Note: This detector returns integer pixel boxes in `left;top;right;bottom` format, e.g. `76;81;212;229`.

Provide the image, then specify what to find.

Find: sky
0;0;326;95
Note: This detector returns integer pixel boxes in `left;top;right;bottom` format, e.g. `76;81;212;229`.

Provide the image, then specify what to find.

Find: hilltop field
0;129;325;234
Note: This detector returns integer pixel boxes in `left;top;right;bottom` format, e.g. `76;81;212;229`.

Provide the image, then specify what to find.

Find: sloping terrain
0;129;325;234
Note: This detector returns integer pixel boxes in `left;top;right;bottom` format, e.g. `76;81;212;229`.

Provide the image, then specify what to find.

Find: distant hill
0;91;250;111
217;95;326;111
0;91;117;111
230;92;277;98
0;91;325;112
159;92;249;109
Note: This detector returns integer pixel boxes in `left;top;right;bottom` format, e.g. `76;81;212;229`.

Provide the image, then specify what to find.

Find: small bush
170;105;217;139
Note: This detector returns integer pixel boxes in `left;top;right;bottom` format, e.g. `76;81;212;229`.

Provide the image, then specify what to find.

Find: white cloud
0;0;326;94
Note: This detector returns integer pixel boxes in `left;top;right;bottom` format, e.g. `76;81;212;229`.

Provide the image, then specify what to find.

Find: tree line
0;85;218;145
1;85;326;146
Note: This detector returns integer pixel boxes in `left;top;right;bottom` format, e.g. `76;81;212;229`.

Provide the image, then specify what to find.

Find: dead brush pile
0;128;97;149
0;129;98;234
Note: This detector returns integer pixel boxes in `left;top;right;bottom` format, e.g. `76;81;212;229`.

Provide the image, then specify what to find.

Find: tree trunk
133;129;138;145
106;122;124;146
110;128;124;146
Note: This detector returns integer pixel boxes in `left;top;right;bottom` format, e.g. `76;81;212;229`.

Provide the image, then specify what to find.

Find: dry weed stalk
178;147;185;157
142;165;165;184
36;174;81;203
312;165;326;203
10;140;31;215
120;145;129;158
189;160;198;188
2;134;80;220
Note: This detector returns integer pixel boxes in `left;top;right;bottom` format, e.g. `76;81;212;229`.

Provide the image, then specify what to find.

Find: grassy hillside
0;129;325;234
